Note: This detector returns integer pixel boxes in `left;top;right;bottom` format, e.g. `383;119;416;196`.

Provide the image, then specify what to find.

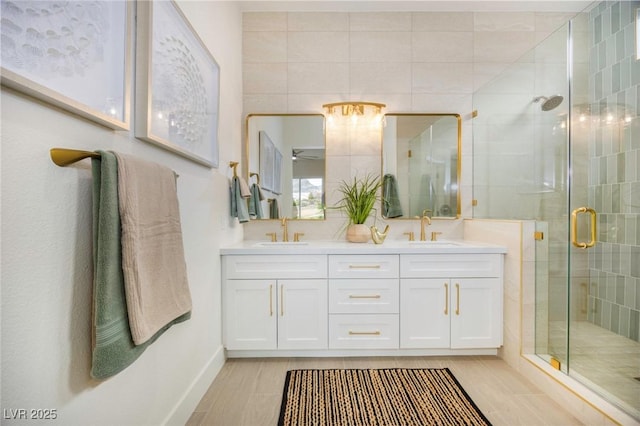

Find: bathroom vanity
221;241;506;357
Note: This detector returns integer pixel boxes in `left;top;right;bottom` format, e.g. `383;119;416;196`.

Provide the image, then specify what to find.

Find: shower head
533;95;564;111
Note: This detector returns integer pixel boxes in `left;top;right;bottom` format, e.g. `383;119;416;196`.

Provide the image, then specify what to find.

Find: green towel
90;151;190;380
248;183;264;219
269;198;279;219
230;176;250;223
382;174;403;218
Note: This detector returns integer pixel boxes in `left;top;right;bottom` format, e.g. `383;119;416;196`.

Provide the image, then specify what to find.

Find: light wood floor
186;356;582;426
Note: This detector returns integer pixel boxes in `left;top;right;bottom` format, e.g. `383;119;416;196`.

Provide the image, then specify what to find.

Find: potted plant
335;174;382;243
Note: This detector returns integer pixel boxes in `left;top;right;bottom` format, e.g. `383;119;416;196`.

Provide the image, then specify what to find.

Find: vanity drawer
329;314;399;349
329;279;399;314
224;255;327;279
329;255;399;279
400;254;502;278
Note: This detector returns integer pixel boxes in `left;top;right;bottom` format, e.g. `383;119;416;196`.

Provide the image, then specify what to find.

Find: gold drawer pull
348;294;381;299
348;265;381;269
348;330;381;336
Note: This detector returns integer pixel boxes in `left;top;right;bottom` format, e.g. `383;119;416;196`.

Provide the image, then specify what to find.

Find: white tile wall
242;11;573;241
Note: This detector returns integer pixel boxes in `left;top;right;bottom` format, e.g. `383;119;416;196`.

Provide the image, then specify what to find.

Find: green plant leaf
335;174;382;224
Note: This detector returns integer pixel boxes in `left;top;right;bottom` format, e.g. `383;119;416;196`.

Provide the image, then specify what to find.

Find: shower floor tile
548;320;640;419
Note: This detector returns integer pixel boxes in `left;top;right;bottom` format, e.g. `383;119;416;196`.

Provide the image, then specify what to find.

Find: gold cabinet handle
348;265;381;269
280;284;284;316
444;283;449;315
269;284;273;317
348;330;381;336
455;283;460;315
571;207;597;249
348;294;381;299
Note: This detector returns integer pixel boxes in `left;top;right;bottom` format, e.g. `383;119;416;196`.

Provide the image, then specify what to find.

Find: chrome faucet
281;217;289;242
420;209;432;241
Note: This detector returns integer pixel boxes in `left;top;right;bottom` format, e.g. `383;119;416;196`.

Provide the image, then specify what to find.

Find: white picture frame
135;0;220;168
0;1;131;130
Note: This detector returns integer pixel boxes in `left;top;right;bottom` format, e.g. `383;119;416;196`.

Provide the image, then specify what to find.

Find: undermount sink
253;241;309;247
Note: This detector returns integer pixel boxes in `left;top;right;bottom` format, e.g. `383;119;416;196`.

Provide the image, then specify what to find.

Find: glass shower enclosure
472;1;639;420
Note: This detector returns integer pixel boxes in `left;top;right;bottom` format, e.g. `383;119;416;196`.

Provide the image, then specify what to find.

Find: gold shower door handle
571;207;597;249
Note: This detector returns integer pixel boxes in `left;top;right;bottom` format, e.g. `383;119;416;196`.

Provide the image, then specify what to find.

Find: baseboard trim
163;345;226;426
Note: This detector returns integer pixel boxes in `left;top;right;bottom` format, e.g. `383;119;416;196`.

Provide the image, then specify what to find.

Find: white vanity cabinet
400;254;503;349
328;255;400;349
223;255;328;351
221;242;505;357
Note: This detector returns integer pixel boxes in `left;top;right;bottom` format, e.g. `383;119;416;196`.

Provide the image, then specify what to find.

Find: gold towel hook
229;161;239;177
50;148;101;167
249;172;260;185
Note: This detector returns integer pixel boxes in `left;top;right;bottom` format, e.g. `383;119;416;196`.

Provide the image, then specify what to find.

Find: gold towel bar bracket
249;172;261;185
229;161;239;177
50;148;101;167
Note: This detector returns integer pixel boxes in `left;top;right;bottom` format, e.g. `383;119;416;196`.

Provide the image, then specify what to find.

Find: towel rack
50;148;101;167
249;172;260;185
229;161;239;177
50;148;179;178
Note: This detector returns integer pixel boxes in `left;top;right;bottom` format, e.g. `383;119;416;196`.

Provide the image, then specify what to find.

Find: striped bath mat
278;368;491;426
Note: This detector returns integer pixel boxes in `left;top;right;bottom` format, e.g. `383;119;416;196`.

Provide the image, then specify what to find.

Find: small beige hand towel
114;152;192;345
238;175;251;198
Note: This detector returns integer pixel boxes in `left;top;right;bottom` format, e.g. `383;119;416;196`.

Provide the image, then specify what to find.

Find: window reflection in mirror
382;114;461;219
246;114;326;220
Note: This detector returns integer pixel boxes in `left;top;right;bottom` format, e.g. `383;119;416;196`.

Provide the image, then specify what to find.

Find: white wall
0;2;243;425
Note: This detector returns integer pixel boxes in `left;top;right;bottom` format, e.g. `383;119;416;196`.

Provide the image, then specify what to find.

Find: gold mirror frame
381;113;461;220
245;113;327;221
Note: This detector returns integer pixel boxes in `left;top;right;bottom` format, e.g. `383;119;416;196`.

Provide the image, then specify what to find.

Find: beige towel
238;175;251;198
113;152;192;345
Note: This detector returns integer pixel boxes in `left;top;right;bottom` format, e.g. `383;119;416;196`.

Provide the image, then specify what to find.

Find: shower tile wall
587;1;640;342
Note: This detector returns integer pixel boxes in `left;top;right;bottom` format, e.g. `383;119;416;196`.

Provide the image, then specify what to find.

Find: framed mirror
246;114;326;220
382;114;461;219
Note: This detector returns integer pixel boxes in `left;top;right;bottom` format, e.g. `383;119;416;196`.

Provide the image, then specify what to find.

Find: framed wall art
135;0;220;168
273;148;283;195
636;8;639;60
259;131;275;192
0;0;131;130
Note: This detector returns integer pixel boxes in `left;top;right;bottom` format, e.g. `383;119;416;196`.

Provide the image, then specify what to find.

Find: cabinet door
400;278;450;348
278;279;328;350
450;278;502;348
225;280;277;350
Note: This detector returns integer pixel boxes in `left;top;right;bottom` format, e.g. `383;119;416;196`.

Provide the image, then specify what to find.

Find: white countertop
220;240;507;255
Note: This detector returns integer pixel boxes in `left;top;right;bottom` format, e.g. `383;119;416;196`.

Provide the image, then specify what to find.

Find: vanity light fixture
323;101;386;127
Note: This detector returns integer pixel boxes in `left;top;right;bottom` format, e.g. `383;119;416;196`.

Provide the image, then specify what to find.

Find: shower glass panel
472;1;640;420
